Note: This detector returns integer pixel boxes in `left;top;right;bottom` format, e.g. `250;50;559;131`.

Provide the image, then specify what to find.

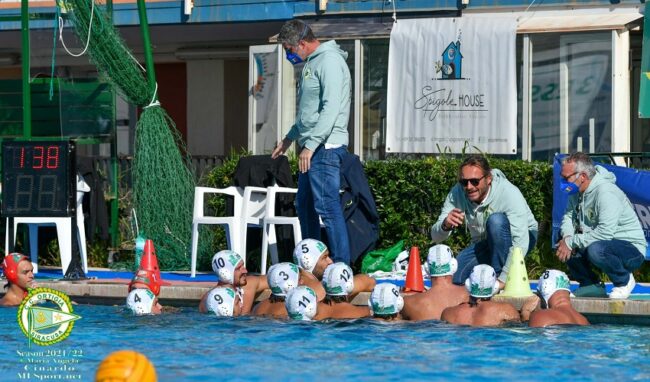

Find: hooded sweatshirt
560;165;646;256
431;169;539;282
286;40;351;151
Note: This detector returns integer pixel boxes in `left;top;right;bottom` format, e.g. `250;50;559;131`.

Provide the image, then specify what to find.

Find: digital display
2;141;75;217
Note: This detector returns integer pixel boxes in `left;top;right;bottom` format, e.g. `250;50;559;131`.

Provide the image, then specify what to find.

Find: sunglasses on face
459;175;486;187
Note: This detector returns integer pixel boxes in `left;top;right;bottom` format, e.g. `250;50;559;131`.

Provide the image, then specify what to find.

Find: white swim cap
427;244;457;277
465;264;500;298
126;289;156;316
285;286;318;321
205;287;237;317
212;250;243;284
368;283;404;316
537;269;571;305
268;262;300;297
322;262;355;296
293;239;327;274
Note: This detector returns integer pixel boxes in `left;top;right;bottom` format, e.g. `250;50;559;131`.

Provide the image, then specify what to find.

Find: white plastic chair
240;186;268;269
190;186;268;277
4;174;90;275
190;186;243;278
260;186;302;274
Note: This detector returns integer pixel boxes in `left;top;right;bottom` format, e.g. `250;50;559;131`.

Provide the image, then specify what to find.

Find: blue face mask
559;180;580;195
285;50;303;65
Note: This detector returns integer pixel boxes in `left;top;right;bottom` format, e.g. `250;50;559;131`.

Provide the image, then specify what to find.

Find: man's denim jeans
296;145;351;264
453;213;537;285
567;239;644;287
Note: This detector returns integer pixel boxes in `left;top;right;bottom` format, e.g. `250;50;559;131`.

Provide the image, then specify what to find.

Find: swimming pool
2;305;649;381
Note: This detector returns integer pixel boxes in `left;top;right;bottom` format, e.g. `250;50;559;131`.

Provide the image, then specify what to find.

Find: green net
63;0;212;270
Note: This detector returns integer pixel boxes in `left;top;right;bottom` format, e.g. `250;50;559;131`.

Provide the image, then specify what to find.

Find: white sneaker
609;274;635;299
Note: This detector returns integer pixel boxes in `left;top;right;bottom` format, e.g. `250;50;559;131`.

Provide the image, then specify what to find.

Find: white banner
386;16;517;154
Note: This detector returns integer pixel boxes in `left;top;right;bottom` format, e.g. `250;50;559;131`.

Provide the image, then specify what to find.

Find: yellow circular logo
17;287;81;346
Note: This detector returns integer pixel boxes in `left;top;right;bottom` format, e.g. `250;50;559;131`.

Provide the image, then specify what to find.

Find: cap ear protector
2;253;30;285
212;250;244;284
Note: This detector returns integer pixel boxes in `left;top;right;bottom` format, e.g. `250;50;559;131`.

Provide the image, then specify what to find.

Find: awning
269;8;644;42
517;12;643;34
269;18;395;42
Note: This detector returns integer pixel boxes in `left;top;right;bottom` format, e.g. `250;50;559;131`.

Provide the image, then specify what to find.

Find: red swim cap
128;269;161;296
2;253;29;285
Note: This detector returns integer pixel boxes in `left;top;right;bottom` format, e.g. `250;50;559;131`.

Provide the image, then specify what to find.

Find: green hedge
201;153;650;281
363;157;559;278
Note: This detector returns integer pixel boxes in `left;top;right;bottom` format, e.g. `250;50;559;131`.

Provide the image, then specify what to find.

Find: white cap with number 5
293;239;327;274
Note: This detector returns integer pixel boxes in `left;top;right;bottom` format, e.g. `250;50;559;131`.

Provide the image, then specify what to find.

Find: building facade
0;0;647;163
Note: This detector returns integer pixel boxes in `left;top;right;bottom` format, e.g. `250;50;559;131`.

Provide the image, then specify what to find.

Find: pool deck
7;272;650;325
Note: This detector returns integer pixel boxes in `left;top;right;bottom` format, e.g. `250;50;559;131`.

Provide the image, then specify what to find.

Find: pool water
1;305;650;381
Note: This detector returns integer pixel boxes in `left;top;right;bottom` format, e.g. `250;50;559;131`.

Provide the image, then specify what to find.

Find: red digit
46;146;59;169
19;147;25;168
33;146;44;169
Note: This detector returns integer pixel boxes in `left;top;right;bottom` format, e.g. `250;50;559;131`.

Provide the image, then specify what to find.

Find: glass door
248;44;284;154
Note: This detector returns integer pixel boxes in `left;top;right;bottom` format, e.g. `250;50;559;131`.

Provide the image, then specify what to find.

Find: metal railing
90;155;226;190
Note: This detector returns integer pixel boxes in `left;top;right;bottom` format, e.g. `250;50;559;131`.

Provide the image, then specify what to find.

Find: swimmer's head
212;250;246;286
322;263;354;297
285;286;318;321
368;283;404;317
427;244;457;277
293;239;331;279
128;269;161;296
205;286;242;317
465;264;499;298
537;269;571;307
268;262;300;297
126;289;161;315
2;253;33;289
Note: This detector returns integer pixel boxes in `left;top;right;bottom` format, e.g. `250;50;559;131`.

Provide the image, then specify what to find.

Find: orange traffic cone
139;239;170;286
403;246;424;293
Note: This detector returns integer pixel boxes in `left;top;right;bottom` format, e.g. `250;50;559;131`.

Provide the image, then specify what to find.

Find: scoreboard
2;141;76;217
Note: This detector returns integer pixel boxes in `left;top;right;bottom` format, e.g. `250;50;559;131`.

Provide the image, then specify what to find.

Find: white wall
187;59;225;155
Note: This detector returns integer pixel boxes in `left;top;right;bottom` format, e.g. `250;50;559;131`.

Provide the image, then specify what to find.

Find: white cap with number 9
206;286;237;317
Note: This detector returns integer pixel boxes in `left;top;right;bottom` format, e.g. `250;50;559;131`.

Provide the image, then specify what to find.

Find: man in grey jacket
431;155;538;288
558;152;646;299
271;19;352;264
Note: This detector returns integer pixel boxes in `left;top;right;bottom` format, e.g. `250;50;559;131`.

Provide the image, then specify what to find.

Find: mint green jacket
286;40;350;151
561;165;646;256
431;169;539;281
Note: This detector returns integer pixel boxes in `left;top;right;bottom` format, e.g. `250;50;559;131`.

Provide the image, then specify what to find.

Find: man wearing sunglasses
271;19;352;265
431;154;538;289
557;152;645;299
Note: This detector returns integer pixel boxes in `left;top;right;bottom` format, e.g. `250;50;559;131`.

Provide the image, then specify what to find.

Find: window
528;32;612;161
